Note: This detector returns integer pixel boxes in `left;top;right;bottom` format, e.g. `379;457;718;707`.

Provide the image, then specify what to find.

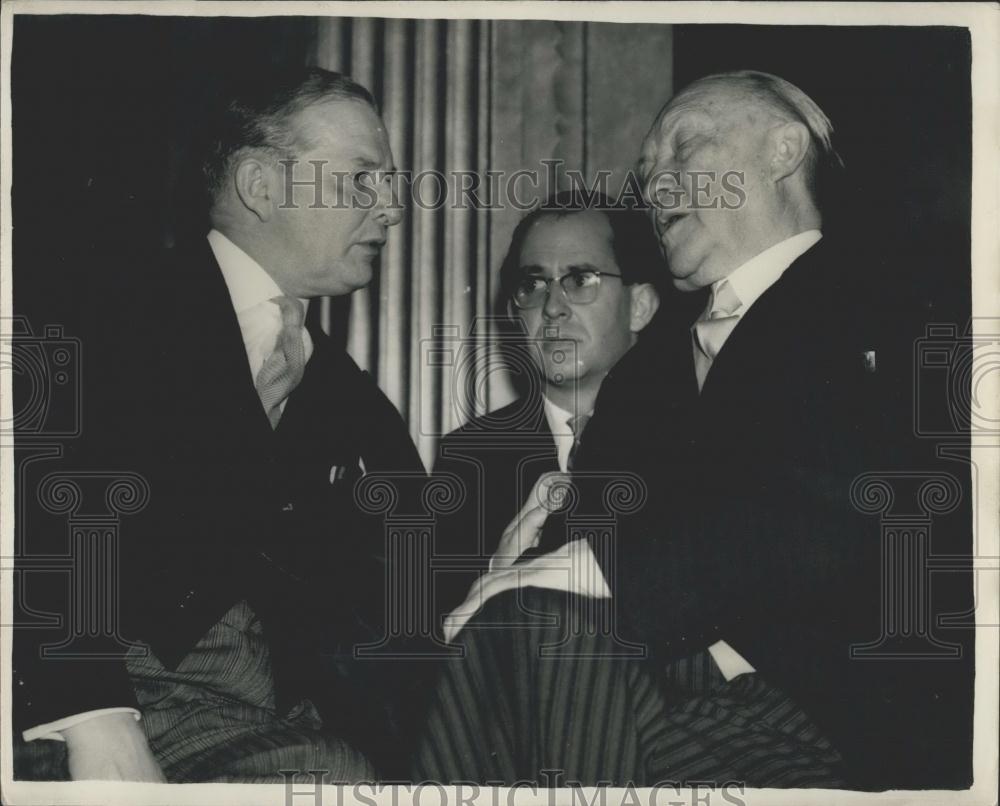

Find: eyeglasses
511;269;624;309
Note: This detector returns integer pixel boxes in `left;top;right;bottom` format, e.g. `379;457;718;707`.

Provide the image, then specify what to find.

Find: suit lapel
275;320;381;491
166;239;276;447
276;321;344;442
538;405;559;471
699;239;830;406
674;331;702;408
530;396;559;470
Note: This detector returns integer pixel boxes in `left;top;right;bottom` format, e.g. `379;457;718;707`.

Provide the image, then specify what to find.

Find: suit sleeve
584;328;885;667
356;371;425;475
12;274;142;731
431;430;492;617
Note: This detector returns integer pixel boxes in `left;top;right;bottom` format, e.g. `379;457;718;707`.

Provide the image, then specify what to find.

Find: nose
541;279;571;321
375;176;403;227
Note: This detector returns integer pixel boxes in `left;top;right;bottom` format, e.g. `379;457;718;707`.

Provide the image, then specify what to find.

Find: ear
628;283;660;334
232;156;275;222
768;121;811;183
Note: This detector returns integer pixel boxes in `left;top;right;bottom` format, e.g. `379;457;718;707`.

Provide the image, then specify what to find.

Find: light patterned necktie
566;413;591;473
692;279;742;391
255;296;306;429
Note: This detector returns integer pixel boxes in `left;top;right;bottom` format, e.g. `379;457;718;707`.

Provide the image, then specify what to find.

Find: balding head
638;71;841;290
654;71;841;204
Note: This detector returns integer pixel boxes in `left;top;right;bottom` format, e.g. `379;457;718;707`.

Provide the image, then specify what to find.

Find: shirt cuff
563;538;611;597
22;707;142;743
707;640;756;681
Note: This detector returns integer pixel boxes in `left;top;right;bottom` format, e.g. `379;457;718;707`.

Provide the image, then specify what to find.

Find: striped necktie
692;279;742;391
255;296;306;429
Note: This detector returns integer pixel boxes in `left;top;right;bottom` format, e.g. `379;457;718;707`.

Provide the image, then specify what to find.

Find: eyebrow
350;157;394;172
664;112;715;142
520;263;602;276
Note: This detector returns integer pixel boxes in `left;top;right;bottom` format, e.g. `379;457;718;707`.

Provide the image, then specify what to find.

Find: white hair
670;70;844;204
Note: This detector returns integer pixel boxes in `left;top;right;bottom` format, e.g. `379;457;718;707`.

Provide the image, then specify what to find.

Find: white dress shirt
542;396;587;473
693;230;822;390
453;394;611;636
23;230;313;742
208;228;314;398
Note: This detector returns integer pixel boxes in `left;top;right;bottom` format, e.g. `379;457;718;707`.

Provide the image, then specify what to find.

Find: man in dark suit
589;69;971;789
417;71;971;790
13;68;425;783
432;192;661;617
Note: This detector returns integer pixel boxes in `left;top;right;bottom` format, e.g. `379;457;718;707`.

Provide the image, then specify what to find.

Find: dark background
675;24;973;452
12;16;316;331
675;24;972;325
12;17;971;333
12;13;975;518
11;16;974;491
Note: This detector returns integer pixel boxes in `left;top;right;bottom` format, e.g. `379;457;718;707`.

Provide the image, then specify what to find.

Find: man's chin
543;364;580;387
670;262;712;292
664;250;698;292
341;258;377;291
314;269;374;298
672;275;702;293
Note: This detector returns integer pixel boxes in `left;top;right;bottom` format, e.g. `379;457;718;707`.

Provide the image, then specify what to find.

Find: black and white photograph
1;2;997;804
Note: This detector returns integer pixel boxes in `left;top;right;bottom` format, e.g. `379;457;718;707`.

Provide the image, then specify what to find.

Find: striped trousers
126;599;372;783
412;588;843;788
14;600;371;783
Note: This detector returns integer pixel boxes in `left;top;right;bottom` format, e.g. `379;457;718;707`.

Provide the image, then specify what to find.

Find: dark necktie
566;413;591;473
517;412;592;562
255;296;306;429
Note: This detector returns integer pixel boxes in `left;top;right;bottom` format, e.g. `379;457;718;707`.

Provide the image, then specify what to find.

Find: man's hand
444;538;611;643
489;471;572;570
62;712;166;782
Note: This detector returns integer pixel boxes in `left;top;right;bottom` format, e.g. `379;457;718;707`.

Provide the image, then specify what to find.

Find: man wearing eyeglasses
432;191;661;617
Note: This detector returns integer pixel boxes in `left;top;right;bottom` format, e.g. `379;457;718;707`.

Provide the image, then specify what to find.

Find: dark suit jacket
13;238;427;770
432;395;559;617
574;238;973;789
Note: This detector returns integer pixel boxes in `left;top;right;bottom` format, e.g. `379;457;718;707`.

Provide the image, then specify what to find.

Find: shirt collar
542;395;592;436
542;395;573;435
207;229;309;317
716;229;822;316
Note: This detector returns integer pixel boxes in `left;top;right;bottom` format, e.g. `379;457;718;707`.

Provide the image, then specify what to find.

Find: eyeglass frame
509;268;626;310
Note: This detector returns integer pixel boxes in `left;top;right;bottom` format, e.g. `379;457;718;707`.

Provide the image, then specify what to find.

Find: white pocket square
863;349;877;373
